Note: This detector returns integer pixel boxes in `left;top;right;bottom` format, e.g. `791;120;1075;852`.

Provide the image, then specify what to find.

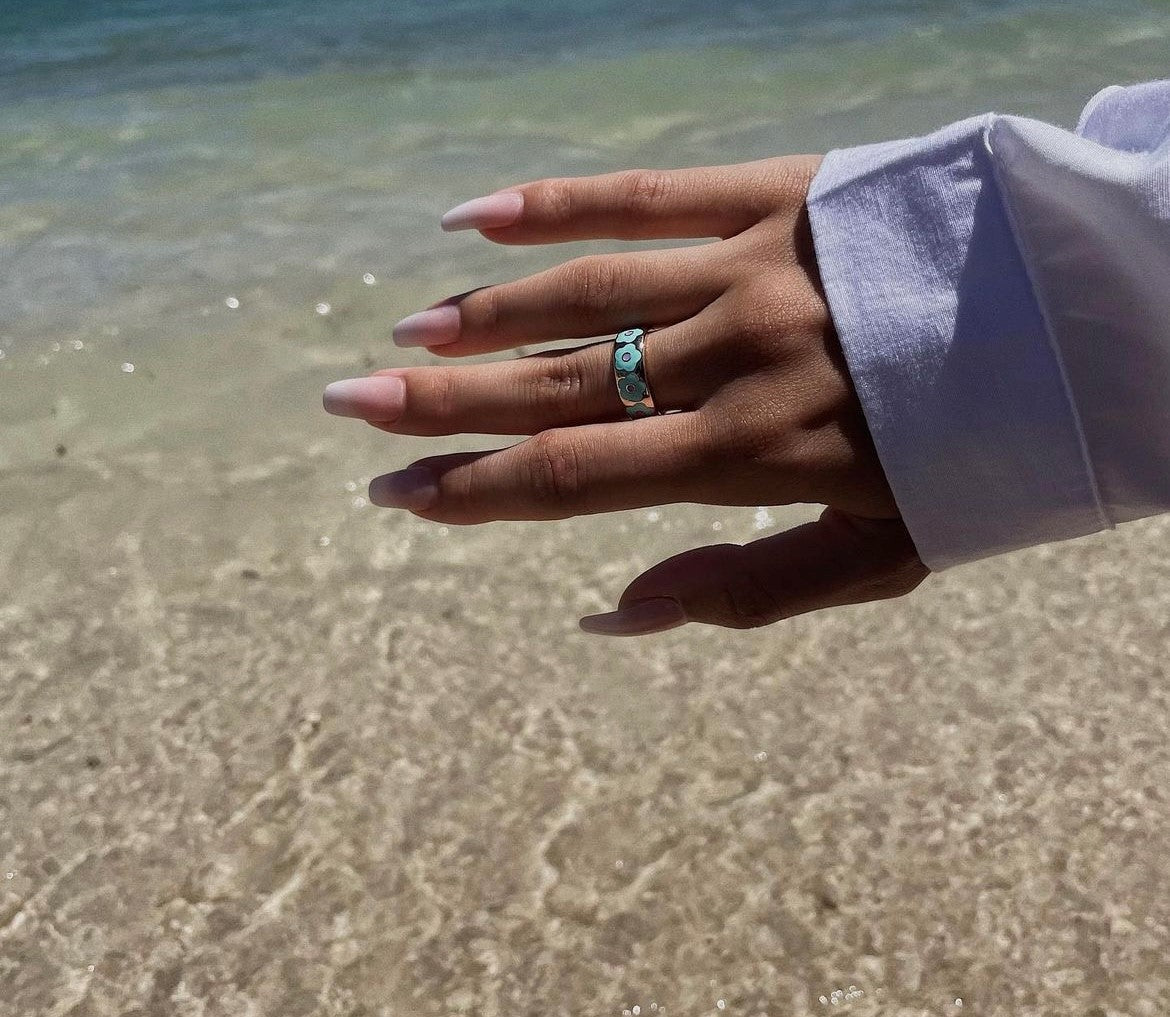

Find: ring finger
326;306;726;435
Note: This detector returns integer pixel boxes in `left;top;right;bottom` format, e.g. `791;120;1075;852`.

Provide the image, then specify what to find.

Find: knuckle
719;289;785;360
709;401;784;469
837;514;931;598
527;355;588;418
850;555;929;606
462;284;502;335
719;569;786;630
731;280;789;337
781;267;832;331
823;510;930;601
430;369;460;422
434;460;475;515
722;221;781;271
561;255;627;316
532;177;575;223
615;168;674;212
878;558;930;599
526;430;586;509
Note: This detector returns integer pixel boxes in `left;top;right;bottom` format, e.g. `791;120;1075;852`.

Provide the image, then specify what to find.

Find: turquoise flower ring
618;375;648;402
612;327;660;419
614;343;642;372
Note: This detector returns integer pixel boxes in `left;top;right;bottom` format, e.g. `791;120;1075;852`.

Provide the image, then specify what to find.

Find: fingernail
578;597;688;637
440;191;524;232
322;375;406;419
392;305;461;348
369;468;438;511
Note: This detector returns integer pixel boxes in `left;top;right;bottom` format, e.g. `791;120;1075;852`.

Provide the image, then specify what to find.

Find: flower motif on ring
617;329;644;342
614;343;642;372
626;402;655;418
619;375;648;402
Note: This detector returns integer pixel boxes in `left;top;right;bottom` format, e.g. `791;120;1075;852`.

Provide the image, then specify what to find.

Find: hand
323;157;929;635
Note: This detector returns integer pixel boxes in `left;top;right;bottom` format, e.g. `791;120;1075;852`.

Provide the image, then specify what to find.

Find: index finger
440;155;823;244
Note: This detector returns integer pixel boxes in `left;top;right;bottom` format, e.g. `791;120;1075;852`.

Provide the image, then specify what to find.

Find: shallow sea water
5;2;1170;1014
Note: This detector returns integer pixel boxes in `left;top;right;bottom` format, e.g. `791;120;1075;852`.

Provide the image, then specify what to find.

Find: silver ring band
612;327;659;419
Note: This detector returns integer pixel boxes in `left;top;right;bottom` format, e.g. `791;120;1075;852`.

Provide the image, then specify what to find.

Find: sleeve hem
984;117;1114;534
1076;84;1124;135
806;119;1109;570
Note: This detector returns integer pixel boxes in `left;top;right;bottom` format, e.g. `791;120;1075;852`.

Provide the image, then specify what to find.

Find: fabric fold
806;113;1108;571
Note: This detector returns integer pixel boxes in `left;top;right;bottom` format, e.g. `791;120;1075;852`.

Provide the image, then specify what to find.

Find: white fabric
806;80;1170;570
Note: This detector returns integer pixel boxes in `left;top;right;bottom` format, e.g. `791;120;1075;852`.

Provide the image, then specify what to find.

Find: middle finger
394;243;732;356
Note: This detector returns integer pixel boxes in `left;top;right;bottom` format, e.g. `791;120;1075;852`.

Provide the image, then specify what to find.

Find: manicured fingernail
369;468;437;510
322;375;405;419
578;597;688;637
392;305;461;347
440;191;524;232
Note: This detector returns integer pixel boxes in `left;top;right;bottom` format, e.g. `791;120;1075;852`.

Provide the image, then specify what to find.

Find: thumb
578;508;929;636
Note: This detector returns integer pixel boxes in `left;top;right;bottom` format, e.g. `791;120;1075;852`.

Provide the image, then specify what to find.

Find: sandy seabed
3;285;1170;1017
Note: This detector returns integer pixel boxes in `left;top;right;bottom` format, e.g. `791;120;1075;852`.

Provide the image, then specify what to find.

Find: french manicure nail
578;597;688;637
322;375;406;419
440;191;524;232
392;305;461;347
369;468;437;511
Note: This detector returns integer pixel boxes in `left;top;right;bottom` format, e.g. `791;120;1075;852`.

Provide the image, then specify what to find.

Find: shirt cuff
805;115;1109;571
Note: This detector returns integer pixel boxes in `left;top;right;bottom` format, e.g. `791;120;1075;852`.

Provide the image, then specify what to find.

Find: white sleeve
805;80;1170;570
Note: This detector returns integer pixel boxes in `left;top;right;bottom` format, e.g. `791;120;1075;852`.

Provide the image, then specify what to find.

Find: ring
613;327;659;419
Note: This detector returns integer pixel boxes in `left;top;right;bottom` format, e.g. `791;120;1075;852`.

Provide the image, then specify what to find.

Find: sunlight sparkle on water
820;986;864;1006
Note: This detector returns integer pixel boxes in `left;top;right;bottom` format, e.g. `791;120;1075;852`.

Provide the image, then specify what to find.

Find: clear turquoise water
2;0;1169;353
0;0;1139;101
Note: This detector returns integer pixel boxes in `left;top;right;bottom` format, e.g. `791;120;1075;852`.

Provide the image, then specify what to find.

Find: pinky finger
578;508;928;635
